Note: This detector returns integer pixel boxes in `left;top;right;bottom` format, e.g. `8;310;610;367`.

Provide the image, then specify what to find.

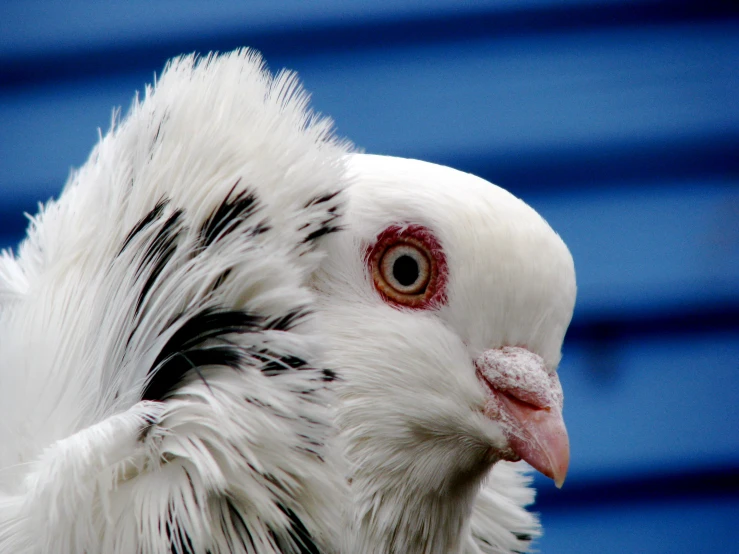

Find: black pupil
392;255;420;287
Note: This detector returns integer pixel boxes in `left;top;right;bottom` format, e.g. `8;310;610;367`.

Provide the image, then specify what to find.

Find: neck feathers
341;405;541;554
342;410;499;553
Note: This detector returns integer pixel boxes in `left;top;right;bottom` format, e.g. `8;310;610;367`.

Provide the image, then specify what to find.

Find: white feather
0;49;351;554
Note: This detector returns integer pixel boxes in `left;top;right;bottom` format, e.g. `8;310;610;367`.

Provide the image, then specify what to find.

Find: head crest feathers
0;49;351;553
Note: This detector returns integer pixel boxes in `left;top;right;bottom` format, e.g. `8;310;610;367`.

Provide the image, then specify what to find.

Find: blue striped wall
1;2;737;551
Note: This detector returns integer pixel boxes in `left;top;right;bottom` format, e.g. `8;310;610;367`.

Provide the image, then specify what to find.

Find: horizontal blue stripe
535;464;739;509
558;332;739;476
539;493;737;553
2;1;736;87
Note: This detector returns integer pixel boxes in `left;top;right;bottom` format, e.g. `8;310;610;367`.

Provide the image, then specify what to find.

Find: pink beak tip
553;465;567;489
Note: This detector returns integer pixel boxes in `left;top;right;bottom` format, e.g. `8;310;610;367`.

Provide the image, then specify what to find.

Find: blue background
1;1;737;551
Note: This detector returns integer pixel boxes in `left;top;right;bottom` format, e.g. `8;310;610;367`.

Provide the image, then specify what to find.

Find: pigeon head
313;153;576;552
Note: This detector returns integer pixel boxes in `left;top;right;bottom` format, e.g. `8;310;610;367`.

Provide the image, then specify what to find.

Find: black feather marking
249;220;271;236
200;183;259;247
144;345;242;401
296;433;323;448
321;369;337;382
166;471;197;554
513;532;533;542
261;355;308;376
151;117;165;152
304;190;340;208
265;309;309;332
299;415;323;427
302;224;341;244
137;404;163;442
167;521;196;554
210;268;232;292
136;209;184;314
272;504;320;554
226;498;256;551
150;111;170;157
176;352;215;393
118;199;169;255
300;192;343;244
142;308;261;401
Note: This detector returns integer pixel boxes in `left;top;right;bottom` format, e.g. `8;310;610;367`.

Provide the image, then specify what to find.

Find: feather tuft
0;49;351;553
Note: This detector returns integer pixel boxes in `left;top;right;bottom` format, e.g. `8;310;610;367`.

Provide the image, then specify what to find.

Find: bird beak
475;347;570;488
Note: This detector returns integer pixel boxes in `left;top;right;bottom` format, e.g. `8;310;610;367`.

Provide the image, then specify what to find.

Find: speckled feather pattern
0;50;350;554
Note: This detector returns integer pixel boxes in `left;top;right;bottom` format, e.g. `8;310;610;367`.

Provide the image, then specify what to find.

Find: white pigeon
317;155;575;554
0;50;576;554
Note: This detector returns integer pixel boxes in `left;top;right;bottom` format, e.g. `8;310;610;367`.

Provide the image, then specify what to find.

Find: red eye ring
366;224;448;310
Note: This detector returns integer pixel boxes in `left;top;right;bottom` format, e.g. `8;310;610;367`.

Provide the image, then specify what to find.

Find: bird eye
367;225;448;309
380;243;430;295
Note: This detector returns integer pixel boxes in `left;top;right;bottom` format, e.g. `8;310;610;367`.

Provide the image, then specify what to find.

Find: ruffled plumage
0;49;350;554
